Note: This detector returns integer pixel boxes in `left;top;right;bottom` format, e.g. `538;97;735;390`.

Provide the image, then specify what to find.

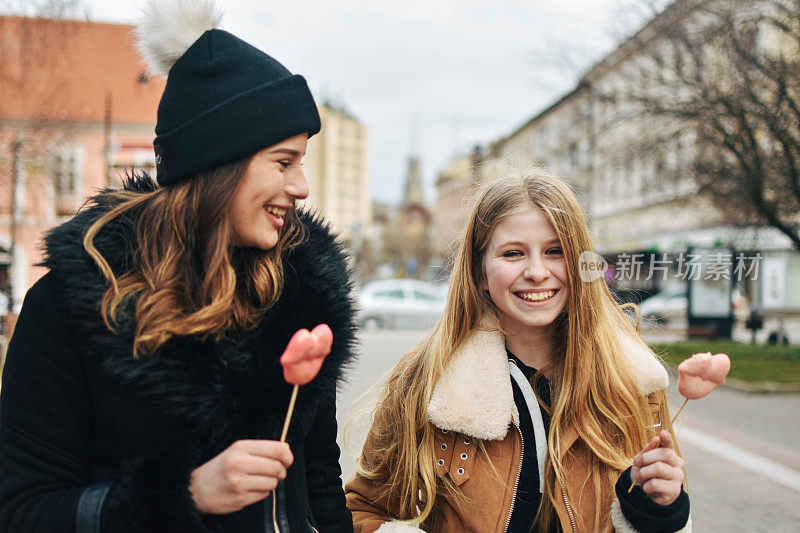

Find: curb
719;378;800;395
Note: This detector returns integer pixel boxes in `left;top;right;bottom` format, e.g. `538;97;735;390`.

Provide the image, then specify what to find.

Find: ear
479;272;488;291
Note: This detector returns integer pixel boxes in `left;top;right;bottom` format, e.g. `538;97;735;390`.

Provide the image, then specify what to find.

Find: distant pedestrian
767;318;790;345
0;1;355;531
345;169;691;532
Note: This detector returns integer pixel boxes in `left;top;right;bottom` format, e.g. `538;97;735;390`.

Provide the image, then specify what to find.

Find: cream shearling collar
427;324;668;440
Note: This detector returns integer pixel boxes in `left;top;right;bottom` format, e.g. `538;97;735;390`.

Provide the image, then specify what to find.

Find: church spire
402;155;424;207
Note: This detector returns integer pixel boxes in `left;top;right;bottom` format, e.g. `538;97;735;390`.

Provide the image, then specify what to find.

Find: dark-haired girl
0;1;355;531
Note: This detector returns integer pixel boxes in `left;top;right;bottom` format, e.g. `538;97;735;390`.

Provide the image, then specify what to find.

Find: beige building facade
579;0;797;257
435;0;797;260
496;86;593;209
432;153;474;258
303;103;371;242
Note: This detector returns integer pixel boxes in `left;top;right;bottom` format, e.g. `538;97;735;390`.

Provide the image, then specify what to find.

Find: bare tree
592;0;800;249
0;0;86;311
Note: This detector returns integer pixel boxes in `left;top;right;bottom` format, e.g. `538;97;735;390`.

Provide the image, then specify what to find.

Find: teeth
265;206;287;218
517;290;555;302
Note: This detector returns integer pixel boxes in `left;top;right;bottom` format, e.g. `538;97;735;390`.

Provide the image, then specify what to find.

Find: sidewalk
640;315;800;346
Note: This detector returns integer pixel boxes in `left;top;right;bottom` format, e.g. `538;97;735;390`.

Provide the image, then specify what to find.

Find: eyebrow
498;240;527;248
268;148;303;157
497;238;561;247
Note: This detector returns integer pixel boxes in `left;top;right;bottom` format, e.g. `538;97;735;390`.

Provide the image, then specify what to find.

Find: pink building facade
0;16;164;309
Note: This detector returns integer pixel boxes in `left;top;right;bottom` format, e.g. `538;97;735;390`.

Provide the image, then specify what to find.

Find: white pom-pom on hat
135;0;222;77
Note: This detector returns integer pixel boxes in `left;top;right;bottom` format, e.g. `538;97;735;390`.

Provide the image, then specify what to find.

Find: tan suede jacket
345;327;692;533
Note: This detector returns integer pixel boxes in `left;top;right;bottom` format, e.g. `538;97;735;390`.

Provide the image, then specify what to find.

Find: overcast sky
71;1;645;203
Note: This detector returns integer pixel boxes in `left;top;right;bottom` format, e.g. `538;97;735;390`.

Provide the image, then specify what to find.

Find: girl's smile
515;289;558;303
228;133;309;250
481;205;569;334
264;204;289;228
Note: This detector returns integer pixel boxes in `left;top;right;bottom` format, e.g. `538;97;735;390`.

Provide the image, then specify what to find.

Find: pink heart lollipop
629;351;731;494
279;324;333;386
677;352;731;399
278;324;334;443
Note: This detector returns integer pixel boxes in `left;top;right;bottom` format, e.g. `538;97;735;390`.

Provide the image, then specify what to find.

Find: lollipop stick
670;398;690;425
279;384;299;443
628;396;692;492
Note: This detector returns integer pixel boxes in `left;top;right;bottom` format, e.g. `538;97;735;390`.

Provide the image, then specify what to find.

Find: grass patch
650;341;800;385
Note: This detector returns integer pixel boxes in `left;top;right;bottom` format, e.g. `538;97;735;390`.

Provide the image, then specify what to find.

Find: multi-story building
434;0;800;310
0;16;164;308
496;85;593;208
432;152;476;260
303;102;370;243
432;86;597;260
579;1;714;257
576;0;799;307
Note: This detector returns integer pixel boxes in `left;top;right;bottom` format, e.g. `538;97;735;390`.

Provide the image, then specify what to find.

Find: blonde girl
345;169;690;532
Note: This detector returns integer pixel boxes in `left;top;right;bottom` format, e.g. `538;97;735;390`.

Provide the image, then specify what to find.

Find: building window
623;155;634;199
569;142;579;170
654;148;666;192
52;151;77;197
51;146;83;216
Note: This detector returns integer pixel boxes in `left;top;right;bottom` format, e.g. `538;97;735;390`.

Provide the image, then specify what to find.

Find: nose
524;255;551;283
286;166;309;200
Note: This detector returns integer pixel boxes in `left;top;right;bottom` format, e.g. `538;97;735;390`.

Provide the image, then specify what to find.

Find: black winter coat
0;178;357;532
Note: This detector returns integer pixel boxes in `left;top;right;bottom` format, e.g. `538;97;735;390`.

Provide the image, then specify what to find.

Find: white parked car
638;286;746;323
638;288;688;323
357;279;446;330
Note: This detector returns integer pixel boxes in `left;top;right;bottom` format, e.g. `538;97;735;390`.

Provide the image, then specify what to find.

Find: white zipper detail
271;491;281;533
503;423;524;532
558;464;577;533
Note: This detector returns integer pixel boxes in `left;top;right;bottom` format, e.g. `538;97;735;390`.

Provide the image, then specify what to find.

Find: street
336;329;800;531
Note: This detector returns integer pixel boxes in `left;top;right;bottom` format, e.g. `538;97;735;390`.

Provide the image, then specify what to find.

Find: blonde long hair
358;168;657;531
83;160;304;358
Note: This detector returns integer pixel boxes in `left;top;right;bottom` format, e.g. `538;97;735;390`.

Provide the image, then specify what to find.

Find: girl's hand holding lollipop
278;324;333;442
189;325;333;514
629;351;731;496
630;429;685;505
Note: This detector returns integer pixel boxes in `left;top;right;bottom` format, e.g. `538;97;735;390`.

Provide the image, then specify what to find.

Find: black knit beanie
137;1;321;187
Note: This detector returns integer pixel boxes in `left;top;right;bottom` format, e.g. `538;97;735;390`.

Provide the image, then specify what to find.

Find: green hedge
651;341;800;384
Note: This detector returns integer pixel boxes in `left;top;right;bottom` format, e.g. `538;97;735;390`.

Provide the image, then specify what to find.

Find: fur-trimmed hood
427;323;668;441
40;176;357;453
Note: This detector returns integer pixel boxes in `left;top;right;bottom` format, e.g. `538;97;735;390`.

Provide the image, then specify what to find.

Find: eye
502;250;523;258
278;160;291;169
546;247;563;256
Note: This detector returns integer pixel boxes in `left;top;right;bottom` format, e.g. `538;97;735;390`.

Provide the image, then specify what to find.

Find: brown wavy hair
83;159;305;358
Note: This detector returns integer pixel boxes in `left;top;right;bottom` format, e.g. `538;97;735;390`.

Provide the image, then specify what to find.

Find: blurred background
1;0;799;530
